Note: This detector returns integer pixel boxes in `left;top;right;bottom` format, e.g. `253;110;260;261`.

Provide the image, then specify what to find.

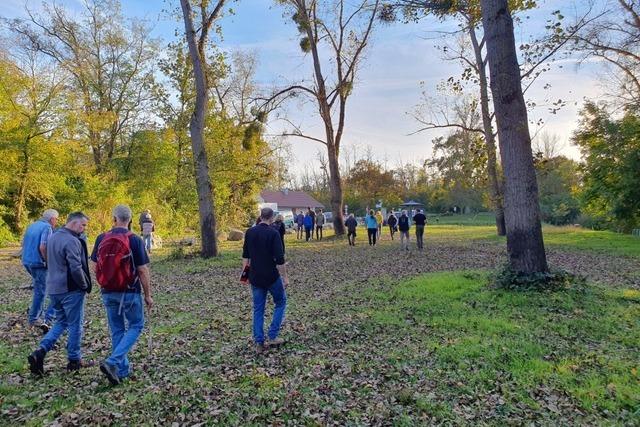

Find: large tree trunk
469;26;507;236
181;0;218;258
327;144;346;235
481;0;548;273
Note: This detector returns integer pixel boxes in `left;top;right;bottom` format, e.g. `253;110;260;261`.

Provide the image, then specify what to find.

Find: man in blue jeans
27;212;92;375
242;207;289;354
22;209;59;333
91;204;153;385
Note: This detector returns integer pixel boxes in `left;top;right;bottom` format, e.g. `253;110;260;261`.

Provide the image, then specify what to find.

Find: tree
180;0;227;258
273;0;381;235
10;0;158;172
573;0;640;108
386;0;592;236
572;102;640;232
481;0;548;274
0;47;69;233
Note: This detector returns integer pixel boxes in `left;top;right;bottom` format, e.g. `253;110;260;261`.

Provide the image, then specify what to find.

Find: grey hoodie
46;227;92;295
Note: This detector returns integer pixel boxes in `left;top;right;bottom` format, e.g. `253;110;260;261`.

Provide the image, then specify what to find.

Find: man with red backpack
91;204;153;385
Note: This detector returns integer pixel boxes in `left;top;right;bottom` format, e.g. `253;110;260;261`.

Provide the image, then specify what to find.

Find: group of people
294;208;326;241
21;205;153;385
344;209;427;250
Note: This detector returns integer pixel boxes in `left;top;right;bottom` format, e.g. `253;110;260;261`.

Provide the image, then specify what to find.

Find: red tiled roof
260;190;325;209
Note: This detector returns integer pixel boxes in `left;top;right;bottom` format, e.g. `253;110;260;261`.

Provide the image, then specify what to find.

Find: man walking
387;211;398;240
92;205;153;385
315;209;325;240
413;209;427;250
375;210;384;239
303;211;314;242
295;210;304;240
22;209;58;332
398;210;411;251
27;212;92;375
308;207;316;240
345;214;358;246
140;213;155;254
365;210;378;246
242;207;289;354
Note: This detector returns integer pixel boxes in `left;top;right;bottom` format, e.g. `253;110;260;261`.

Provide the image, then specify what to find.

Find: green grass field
0;224;638;424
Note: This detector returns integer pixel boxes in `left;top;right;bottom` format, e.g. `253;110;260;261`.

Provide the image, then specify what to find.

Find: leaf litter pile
0;233;638;425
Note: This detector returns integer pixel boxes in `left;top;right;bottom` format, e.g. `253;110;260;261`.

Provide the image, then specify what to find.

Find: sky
1;0;610;177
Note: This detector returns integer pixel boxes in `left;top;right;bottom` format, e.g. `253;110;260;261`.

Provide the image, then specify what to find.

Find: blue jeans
143;234;152;252
25;265;55;324
102;292;145;378
251;277;286;345
39;291;85;361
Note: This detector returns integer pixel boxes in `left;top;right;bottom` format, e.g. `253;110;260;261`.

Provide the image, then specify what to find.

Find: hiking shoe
267;337;286;348
254;343;266;354
27;348;46;376
30;319;50;334
67;359;96;371
39;322;50;334
100;361;120;385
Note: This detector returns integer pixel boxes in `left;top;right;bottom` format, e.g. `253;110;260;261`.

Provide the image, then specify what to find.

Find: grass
1;224;638;424
366;271;640;419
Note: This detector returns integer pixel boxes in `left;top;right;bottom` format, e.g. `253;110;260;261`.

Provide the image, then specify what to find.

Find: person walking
140;212;154;254
345;214;358;246
413;209;427;250
272;214;286;254
138;210;151;233
27;212;92;376
303;211;314;242
387;211;398;241
22;209;59;333
375;210;384;239
365;210;378;246
398;210;411;251
308;207;316;240
242;208;289;353
92;205;153;385
295;211;304;240
315;209;325;240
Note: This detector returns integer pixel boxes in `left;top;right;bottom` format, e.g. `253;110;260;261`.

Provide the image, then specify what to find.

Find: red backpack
96;231;137;291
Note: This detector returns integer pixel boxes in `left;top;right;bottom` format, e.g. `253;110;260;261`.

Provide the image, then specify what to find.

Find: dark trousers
367;228;377;246
416;225;425;249
305;227;312;241
348;230;356;245
316;225;323;240
389;225;396;240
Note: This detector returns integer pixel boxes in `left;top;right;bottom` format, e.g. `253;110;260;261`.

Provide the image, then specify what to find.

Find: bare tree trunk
469;25;506;236
481;0;548;273
181;0;220;258
327;145;345;234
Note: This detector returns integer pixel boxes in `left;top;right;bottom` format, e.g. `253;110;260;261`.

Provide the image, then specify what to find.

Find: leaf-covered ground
1;227;639;425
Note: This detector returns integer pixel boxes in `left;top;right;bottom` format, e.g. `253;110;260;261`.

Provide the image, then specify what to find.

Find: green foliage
573;102;640;232
492;264;586;292
535;155;581;225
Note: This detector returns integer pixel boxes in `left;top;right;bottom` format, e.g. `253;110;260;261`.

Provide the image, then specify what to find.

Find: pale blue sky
2;0;607;175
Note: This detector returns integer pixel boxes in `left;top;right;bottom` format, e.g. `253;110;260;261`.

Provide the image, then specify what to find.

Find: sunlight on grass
369;271;640;415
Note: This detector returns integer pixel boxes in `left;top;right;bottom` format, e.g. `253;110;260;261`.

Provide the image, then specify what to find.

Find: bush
0;218;17;247
540;194;580;225
491;265;586;292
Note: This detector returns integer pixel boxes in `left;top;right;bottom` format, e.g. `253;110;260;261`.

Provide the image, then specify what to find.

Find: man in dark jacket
398;210;411;251
242;208;289;353
413;209;427;250
345;214;358;246
27;212;92;376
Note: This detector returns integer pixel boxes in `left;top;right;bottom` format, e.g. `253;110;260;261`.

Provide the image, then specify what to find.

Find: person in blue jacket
365;209;378;246
303;211;314;241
